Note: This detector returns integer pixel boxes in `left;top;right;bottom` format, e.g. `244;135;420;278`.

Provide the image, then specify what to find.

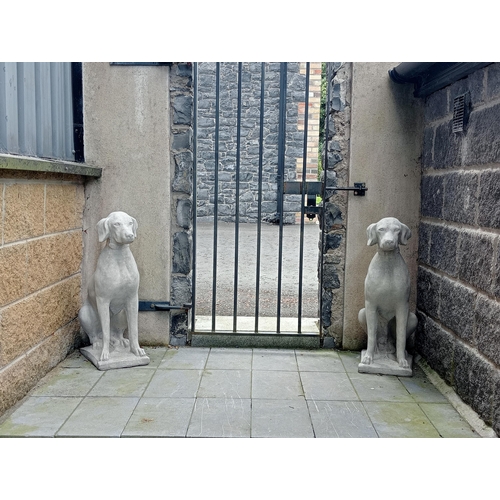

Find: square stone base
80;345;150;371
358;350;413;377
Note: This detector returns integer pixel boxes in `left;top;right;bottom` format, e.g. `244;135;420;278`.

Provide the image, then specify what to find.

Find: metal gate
190;62;337;347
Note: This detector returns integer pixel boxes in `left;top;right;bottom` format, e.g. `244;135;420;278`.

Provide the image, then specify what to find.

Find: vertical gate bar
276;62;288;333
254;62;265;333
211;63;221;332
233;62;243;333
319;63;331;342
191;62;198;335
297;62;311;334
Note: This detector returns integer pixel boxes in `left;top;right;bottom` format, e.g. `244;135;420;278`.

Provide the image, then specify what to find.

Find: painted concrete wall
342;62;424;350
82;63;172;345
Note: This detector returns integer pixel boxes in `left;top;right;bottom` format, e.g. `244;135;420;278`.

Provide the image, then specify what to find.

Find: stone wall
319;63;351;346
196;62;319;224
0;168;85;414
417;62;500;435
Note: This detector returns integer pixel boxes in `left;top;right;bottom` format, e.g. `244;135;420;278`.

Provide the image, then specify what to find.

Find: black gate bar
233;63;243;332
276;62;288;333
191;62;199;335
297;62;311;334
211;63;221;331
254;63;266;332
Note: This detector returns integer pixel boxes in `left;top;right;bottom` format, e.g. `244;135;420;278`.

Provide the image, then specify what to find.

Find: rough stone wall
0;171;85;414
320;63;351;346
196;62;312;224
417;62;500;435
170;63;194;345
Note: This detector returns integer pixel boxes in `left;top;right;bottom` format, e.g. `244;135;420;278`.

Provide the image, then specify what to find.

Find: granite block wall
417;63;500;435
0;170;85;415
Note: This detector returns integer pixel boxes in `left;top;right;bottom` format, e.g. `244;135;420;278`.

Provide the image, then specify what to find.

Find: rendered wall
82;63;172;345
0;167;85;414
342;62;423;349
417;63;500;435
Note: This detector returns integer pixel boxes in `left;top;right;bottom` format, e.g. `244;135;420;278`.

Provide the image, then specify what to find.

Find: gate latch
138;301;192;312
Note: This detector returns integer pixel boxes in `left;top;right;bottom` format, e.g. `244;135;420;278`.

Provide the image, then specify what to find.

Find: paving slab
363;401;441;438
197;370;251;399
141;347;168;368
301;371;359;401
252;349;298;371
31;367;103;397
187;397;251;438
398;366;448;403
296;350;345;372
348;373;414;403
205;348;253;370
337;350;362;373
122;398;195;437
251;399;314;438
252;370;304;399
0;397;82;437
87;368;154;398
159;347;210;370
143;369;203;398
419;403;480;438
307;400;378;438
56;397;139;437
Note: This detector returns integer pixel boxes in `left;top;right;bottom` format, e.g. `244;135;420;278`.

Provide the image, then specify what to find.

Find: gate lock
284;181;367;218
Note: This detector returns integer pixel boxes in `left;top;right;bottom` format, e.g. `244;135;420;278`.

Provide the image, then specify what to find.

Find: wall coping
0;153;102;178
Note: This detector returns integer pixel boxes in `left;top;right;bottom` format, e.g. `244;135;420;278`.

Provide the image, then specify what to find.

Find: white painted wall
342;62;424;350
81;63;172;344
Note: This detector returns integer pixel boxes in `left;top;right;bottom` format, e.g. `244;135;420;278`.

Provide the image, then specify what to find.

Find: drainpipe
388;62;436;84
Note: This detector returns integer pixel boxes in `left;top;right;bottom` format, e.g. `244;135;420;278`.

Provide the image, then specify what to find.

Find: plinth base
358;350;413;377
80;345;150;371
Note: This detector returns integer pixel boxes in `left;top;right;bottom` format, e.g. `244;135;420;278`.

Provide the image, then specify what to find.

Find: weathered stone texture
416;267;441;320
4;183;45;242
474;295;500;366
464;103;500;166
0;243;28;306
457;230;495;294
433;121;463;169
442;172;478;225
424;89;448;123
420;175;443;219
428;224;459;277
478;169;500;228
45;184;84;233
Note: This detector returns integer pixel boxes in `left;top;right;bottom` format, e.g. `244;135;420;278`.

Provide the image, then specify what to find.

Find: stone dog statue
358;217;417;376
79;211;149;370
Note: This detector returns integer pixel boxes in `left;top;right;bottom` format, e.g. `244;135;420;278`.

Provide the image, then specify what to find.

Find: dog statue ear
399;223;412;245
97;217;110;243
366;223;378;246
131;217;138;238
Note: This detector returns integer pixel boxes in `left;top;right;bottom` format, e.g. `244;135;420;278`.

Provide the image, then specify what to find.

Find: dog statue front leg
96;297;111;361
361;304;377;365
126;298;145;357
395;305;410;368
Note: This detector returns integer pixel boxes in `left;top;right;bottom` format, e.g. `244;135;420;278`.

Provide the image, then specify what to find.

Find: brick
464;103;500;166
478;169;500;229
433;120;463;169
3;183;44;243
415;312;454;384
418;222;431;265
45;184;83;233
417;266;441;319
486;62;500;100
442;172;478;225
422;127;434;170
0;275;80;366
421;175;443;219
0;243;28;306
429;224;459;277
424;89;448;122
457;230;495;293
475;295;500;366
453;340;496;425
26;231;82;294
439;277;476;344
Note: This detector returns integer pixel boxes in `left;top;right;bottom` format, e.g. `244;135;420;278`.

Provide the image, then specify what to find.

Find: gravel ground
194;221;320;318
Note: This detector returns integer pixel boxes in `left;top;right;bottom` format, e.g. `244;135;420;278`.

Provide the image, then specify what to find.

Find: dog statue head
366;217;411;251
97;211;138;245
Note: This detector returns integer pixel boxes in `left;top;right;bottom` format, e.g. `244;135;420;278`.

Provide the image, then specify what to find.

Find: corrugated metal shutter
0;62;75;161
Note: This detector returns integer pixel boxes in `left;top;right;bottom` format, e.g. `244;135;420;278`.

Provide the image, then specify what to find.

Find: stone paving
0;347;482;438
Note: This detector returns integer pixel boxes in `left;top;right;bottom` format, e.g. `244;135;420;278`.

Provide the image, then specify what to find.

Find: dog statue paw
358;217;417;377
79;211;150;371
